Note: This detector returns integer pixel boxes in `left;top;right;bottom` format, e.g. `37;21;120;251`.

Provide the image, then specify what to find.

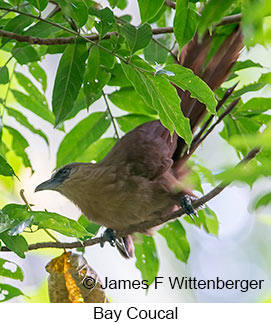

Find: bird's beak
35;178;58;192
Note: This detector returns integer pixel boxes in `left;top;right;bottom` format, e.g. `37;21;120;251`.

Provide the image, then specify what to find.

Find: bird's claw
181;195;198;224
100;228;117;248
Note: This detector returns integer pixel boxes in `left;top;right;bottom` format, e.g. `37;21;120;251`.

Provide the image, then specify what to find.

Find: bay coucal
35;27;243;258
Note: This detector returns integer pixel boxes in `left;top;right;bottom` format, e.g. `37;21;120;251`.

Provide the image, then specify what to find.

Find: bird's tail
117;26;243;259
172;26;243;166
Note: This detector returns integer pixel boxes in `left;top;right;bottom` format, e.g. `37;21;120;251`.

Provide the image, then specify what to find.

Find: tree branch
0;28;175;46
0;147;261;253
0;9;241;47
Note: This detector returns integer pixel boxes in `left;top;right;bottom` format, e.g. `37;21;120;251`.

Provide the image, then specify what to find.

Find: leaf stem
102;91;120;140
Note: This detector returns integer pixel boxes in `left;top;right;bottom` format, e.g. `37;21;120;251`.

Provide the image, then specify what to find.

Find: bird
35;27;243;259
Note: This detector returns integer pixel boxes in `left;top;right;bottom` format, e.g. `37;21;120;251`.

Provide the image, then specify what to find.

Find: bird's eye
61;168;70;176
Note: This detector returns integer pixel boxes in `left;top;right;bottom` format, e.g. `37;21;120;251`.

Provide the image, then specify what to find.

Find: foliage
0;0;270;302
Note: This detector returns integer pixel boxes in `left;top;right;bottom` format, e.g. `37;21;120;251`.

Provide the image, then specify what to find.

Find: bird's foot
100;228;117;248
181;195;199;224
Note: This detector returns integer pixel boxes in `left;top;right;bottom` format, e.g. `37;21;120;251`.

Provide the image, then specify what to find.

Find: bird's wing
101;120;177;179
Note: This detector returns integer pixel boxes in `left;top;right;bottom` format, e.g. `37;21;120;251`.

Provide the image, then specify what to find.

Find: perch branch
0;147;261;253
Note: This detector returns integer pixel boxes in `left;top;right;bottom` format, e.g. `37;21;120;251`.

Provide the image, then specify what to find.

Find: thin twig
192;98;240;149
192;83;239;146
217;14;242;26
102;91;120;140
176;85;240;170
0;147;261;253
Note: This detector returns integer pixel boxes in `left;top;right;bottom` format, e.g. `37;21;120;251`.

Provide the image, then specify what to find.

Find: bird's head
35;163;90;194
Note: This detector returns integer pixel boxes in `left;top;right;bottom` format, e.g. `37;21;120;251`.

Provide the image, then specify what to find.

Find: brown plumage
35;27;243;258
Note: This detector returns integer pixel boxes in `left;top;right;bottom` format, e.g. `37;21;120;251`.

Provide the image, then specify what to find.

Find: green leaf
52;40;88;126
232;60;263;73
215;162;271;187
83;46;110;104
197;164;216;187
89;7;116;38
135;235;159;285
24;21;60;38
198;0;237;35
2;204;28;221
0;1;11;9
242;0;271;47
59;0;88;28
121;63;192;144
137;0;164;23
75;137;117;163
185;170;204;194
15;72;48;108
253;193;271;210
66;88;91;120
2;203;29;221
108;87;156;115
108;63;131;87
116;114;156;133
28;62;47;92
197;206;219;236
0;232;28;258
0;66;9;84
121;23;152;54
8;216;34;236
108;0;118;8
117;0;128;10
57;112;111;167
32;211;92;238
0;155;15;177
99;40;116;69
220;115;263;156
0;258;23;281
28;0;48;11
78;214;99;235
228;127;271;152
174;0;198;52
2;204;92;238
147;74;193;144
4;126;32;171
159;220;190;263
11;90;54;125
164;64;217;114
236;97;271;115
2;15;33;45
12;45;40;65
144;39;169;65
0;284;24;302
0;211;15;234
6;107;49;145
